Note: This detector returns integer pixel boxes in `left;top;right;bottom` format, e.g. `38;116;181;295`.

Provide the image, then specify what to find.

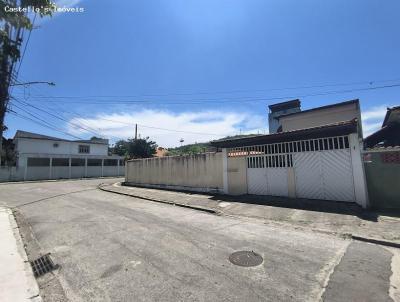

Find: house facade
268;99;301;134
2;131;125;181
126;99;370;208
280;99;362;134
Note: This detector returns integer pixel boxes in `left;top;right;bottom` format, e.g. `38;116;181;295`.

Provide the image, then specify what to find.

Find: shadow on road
208;194;386;222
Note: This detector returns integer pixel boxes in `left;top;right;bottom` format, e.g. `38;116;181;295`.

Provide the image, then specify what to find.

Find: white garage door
294;150;355;202
246;156;289;197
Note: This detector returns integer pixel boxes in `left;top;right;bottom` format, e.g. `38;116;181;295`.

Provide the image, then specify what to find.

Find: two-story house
13;130;124;180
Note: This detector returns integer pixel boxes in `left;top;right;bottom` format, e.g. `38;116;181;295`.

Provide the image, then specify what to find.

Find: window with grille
78;145;90;154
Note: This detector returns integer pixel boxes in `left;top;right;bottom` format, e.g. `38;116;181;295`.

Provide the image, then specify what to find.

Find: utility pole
135;124;138;140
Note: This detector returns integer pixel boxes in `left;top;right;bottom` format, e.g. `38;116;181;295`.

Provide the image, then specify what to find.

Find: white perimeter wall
125;153;223;193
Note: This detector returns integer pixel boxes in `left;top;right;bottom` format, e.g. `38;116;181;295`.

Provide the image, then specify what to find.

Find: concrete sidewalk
100;182;400;245
0;207;41;302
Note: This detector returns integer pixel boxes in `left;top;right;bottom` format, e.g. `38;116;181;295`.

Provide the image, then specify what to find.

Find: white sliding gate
238;135;356;202
246;155;290;197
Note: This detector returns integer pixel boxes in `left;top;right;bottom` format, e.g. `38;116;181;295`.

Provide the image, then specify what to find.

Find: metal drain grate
30;254;58;277
229;251;263;267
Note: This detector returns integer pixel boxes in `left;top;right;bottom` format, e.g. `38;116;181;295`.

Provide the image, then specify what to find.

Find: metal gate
246;155;289;196
235;135;356;202
294;150;355;202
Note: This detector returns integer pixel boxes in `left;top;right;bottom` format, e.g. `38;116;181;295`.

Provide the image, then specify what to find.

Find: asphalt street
0;178;397;302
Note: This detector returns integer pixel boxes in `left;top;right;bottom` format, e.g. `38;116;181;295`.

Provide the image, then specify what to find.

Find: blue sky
6;0;400;147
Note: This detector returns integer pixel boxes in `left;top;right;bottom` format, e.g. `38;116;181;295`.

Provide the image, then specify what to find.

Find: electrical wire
12;97;107;138
14;77;400;99
15;82;400;105
8;111;85;140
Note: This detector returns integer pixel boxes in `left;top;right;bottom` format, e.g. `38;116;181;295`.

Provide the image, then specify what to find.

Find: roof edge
277;99;359;119
211;119;358;148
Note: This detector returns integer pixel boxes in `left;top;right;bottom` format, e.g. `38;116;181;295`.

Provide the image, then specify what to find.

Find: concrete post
68;157;72;179
23;157;28;181
49;157;53;180
222;148;229;194
117;159;120;176
349;133;369;208
101;159;104;177
84;158;88;178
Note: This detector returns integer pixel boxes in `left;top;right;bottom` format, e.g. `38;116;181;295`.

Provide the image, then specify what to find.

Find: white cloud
67;109;267;148
67;105;390;146
361;106;388;137
361;106;387;121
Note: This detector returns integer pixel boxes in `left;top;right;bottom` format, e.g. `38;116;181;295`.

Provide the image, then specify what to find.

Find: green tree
0;0;54;163
110;138;157;159
127;137;157;159
112;139;129;157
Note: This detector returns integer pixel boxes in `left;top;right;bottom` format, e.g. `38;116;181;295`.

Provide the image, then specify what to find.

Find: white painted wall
125;153;223;193
15;138;108;158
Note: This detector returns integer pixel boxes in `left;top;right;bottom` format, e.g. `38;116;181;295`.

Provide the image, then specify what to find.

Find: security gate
294;149;355;202
238;135;356;202
246;155;289;196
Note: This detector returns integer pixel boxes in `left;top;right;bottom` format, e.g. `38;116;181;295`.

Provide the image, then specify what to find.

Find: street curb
351;235;400;249
0;207;42;301
0;176;124;186
99;183;400;249
98;184;220;215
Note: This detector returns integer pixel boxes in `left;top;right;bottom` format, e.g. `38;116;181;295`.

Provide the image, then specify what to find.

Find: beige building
278;99;362;135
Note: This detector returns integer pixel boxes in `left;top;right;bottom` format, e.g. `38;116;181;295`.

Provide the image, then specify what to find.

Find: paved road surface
0;178;397;302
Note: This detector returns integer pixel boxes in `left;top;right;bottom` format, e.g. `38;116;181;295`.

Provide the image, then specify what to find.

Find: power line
10;76;129;141
11;81;230;137
36;103;128;141
12;97;106;138
67;116;227;136
14;77;400;99
8;111;85;140
13;82;400;137
12;95;222;139
138;123;225;136
15;82;400;105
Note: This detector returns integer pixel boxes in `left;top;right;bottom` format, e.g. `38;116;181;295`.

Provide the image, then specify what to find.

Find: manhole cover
229;251;263;267
30;253;58;277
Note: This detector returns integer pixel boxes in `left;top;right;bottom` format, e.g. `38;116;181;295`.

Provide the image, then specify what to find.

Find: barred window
79;145;90;154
